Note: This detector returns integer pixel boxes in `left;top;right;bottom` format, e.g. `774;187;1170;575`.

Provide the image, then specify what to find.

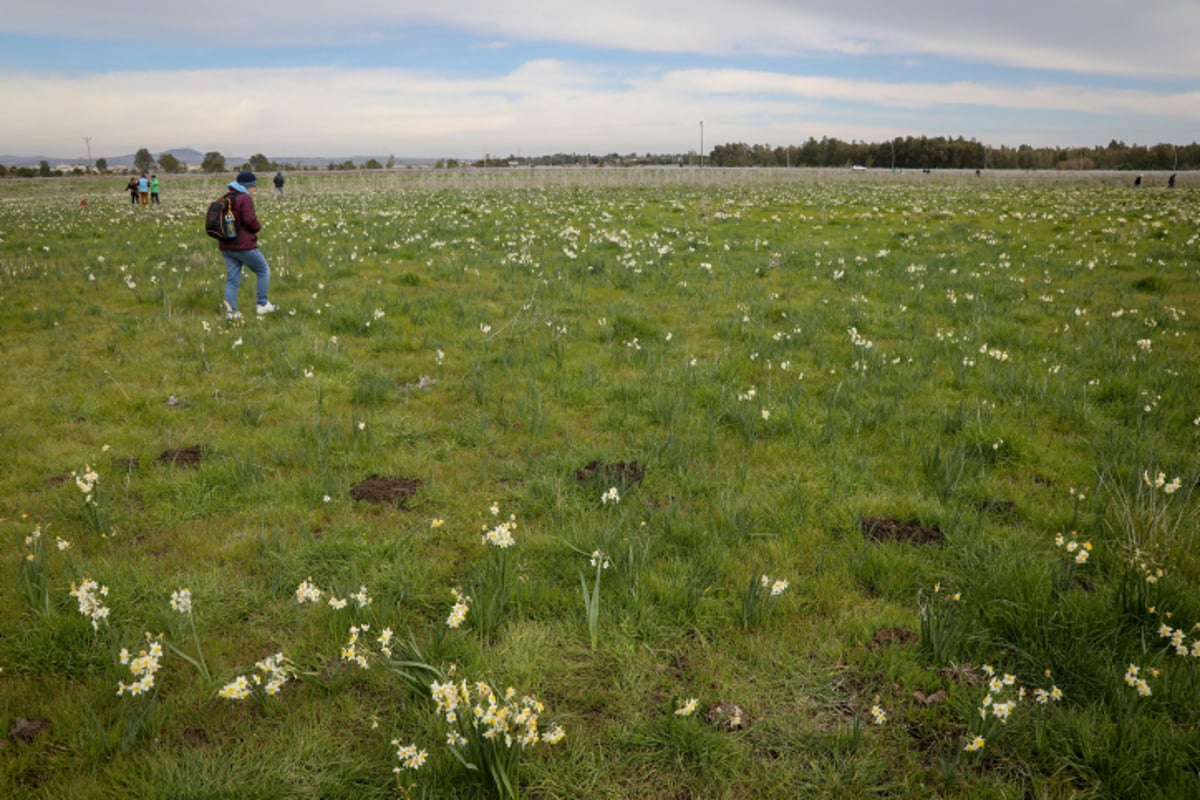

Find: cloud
3;59;1195;158
9;1;1200;77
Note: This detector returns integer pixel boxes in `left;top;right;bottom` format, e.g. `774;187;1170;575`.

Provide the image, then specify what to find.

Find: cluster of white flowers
430;679;565;750
392;740;428;773
1054;532;1093;565
1125;664;1154;697
349;585;373;609
760;575;789;597
847;326;874;349
967;665;1062;752
70;577;110;630
169;587;193;615
979;343;1010;361
675;697;698;717
1143;470;1183;495
294;577;322;604
601;487;620;505
219;652;293;700
341;624;371;669
117;635;163;697
73;465;99;505
446;587;471;629
481;505;517;548
1158;620;1200;658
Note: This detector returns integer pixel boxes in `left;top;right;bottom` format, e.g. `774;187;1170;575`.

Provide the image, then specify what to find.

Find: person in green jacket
150;175;160;205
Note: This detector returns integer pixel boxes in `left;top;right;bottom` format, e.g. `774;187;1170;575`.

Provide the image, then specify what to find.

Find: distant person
1133;174;1142;189
273;171;285;198
150;174;160;204
137;173;150;204
218;171;278;320
125;176;139;205
1168;173;1176;189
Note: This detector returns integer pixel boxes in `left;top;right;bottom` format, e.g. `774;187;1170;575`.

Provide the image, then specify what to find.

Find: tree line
4;137;1198;178
706;136;1199;171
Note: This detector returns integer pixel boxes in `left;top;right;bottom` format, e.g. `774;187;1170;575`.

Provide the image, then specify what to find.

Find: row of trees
5;138;1198;178
706;136;1200;171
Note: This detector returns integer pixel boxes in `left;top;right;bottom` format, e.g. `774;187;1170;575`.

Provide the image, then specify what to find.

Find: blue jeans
222;248;270;311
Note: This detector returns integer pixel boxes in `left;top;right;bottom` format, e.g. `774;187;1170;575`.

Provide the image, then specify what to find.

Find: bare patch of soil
937;664;982;687
706;701;752;731
9;717;50;744
47;473;70;487
912;689;948;706
862;517;944;546
156;445;202;468
181;727;210;747
575;460;646;487
350;474;421;508
873;627;917;648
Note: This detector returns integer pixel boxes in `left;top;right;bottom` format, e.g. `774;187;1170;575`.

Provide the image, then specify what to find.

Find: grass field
1;168;1198;799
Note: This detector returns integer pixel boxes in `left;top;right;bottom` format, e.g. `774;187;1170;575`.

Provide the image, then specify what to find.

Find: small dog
79;197;88;210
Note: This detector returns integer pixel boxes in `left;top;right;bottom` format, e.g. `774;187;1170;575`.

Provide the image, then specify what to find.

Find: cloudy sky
3;1;1198;160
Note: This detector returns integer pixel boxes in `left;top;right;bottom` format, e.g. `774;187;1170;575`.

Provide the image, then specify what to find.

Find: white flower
675;697;698;717
170;588;193;615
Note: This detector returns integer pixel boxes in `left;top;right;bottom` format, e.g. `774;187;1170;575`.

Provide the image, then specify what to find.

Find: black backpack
204;191;239;240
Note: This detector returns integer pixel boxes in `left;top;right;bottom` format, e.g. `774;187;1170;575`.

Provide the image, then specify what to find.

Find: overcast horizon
3;2;1199;160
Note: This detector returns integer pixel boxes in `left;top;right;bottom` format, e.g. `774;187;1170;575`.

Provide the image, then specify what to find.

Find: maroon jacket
218;190;261;251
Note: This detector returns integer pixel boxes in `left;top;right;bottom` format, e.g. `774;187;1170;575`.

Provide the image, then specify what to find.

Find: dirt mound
575;460;645;487
706;701;752;731
8;717;50;744
862;517;944;545
156;445;202;468
873;627;917;647
350;475;421;508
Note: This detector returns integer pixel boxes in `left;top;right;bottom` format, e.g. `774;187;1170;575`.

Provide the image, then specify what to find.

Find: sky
2;1;1199;160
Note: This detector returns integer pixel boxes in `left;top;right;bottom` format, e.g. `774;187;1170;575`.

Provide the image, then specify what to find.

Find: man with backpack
218;171;278;320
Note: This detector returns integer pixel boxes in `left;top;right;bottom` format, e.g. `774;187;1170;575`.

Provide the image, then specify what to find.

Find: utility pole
82;136;93;173
699;121;704;168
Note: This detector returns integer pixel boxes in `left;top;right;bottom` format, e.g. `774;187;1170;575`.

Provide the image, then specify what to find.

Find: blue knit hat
236;170;257;186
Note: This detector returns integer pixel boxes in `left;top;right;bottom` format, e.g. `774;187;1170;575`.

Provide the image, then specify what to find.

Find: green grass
2;169;1199;798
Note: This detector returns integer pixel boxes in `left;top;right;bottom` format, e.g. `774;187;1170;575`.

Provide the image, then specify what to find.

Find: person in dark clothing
218;171;278;319
273;171;285;198
125;177;139;205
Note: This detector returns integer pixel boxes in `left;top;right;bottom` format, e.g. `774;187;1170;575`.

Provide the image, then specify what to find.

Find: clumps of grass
918;582;965;665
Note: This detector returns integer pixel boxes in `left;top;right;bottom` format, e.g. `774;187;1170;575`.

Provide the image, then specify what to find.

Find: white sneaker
256;302;279;315
226;309;243;320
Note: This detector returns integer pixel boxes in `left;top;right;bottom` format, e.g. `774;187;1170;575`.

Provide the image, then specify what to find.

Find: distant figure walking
125;177;139;205
1168;173;1176;189
1133;174;1142;189
273;171;285;198
150;174;160;204
137;173;150;204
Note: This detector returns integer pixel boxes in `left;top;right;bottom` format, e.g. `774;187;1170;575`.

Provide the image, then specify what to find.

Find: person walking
273;171;285;198
137;173;150;205
125;176;139;205
219;171;278;320
150;174;160;204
